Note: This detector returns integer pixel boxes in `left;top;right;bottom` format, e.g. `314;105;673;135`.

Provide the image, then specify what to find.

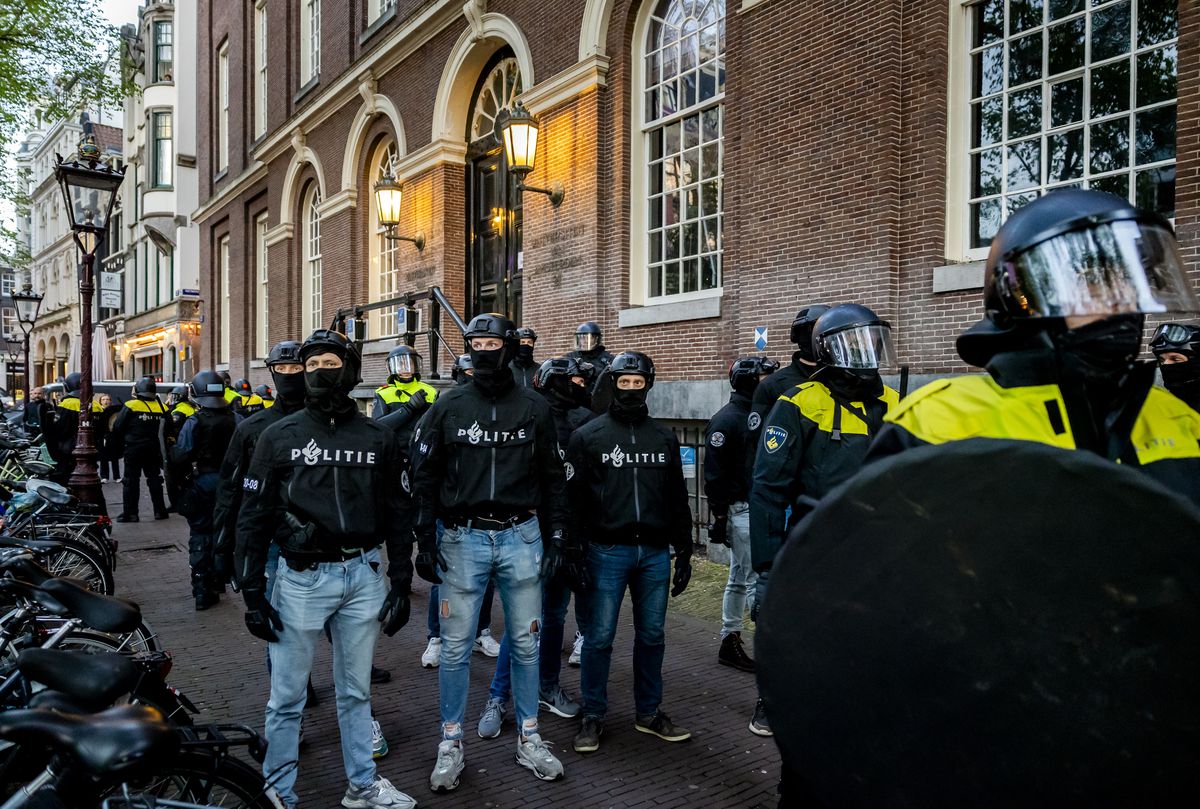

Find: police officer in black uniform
566;322;615;389
111;376;170;522
255;384;275;408
532;357;595;445
412;312;572;791
1151;323;1200;413
705;356;777;674
234;329;417;808
510;327;539;388
174;370;240;610
40;372;102;484
163;384;194;514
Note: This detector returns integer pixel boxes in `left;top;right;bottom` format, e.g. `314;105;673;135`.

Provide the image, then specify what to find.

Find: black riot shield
757;438;1200;809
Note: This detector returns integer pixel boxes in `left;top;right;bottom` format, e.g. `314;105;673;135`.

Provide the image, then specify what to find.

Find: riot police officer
706;356;778;674
233;378;266;414
412;312;571;791
254;384;275;408
372;345;438;418
751;304;900;735
533;357;595;445
451;353;473;385
567;351;694;755
41;371;103;484
1150;323;1200;413
510;327;539;388
870;189;1200;505
110;376;170;522
566;322;615;387
163;384;195;513
174;370;240;610
234;329;418;809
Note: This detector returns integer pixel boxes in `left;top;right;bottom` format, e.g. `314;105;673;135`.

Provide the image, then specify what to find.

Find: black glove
707;514;729;546
242;587;283;642
671;551;693;598
415;550;446;584
540;529;566;580
212;550;233;588
377;583;411;637
402;390;430;419
561;541;590;593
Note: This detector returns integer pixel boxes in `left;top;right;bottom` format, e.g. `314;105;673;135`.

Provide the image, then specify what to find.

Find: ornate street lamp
373;169;425;251
12;282;43;405
54;132;125;513
495;101;564;207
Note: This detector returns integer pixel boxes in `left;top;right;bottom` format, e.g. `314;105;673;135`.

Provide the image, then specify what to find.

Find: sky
103;0;143;29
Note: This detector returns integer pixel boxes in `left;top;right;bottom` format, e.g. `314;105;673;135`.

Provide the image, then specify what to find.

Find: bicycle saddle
0;536;65;554
29;484;75;507
19;649;141;713
0;551;49;584
38;578;141;633
0;705;177;776
0;578;70;615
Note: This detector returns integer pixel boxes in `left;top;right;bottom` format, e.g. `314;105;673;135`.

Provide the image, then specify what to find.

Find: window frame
217;40;230;173
150;110;173;189
255;212;269;358
254;1;268;139
301;0;321;84
302;186;323;334
367;0;397;25
218;236;230;363
153;19;173;83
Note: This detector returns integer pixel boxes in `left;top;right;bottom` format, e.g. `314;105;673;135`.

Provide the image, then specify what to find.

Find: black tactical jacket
704;391;753;515
111;398;168;454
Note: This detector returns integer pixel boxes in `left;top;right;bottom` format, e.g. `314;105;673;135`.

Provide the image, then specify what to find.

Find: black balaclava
609;377;649;423
732;374;761;399
547;376;591;411
1160;358;1200;410
470;343;515;398
271;368;306;408
817;366;884;402
304;349;359;420
516;343;536;366
1053;315;1144;379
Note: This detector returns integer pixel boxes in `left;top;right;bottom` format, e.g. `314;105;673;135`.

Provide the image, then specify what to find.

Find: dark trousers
185;473;221;595
122;446;166;517
100;457;120;479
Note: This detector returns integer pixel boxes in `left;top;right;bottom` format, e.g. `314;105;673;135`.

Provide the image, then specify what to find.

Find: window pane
1089;117;1130;173
665;225;679;259
974;0;1004;47
1009;0;1043;34
1006;191;1039;217
1047;17;1085;76
703;216;720;253
682;70;697;108
1135;104;1175;164
1136;45;1176;108
972;148;1003;197
649;265;663;298
650;128;664;161
1047;127;1084;181
650;232;662;263
1007;139;1041;190
1009;31;1044;86
1135;165;1174;218
1089;59;1130;118
701;143;719;179
1137;0;1177;48
701;179;719;216
701;254;719;289
1091;1;1131;62
1090;173;1128;198
665;121;681;155
971;198;1002;248
1050;78;1083;127
682;147;699;186
702;108;720;142
973;45;1004;98
1049;0;1083;19
664;262;680;296
1007;86;1042;138
973;96;1004;147
699;62;718;101
683;114;700;149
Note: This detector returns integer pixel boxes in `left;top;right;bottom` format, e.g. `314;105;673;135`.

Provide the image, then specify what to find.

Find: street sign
680;446;696;479
99;289;122;309
179;288;201;298
99;271;121;291
754;326;768;351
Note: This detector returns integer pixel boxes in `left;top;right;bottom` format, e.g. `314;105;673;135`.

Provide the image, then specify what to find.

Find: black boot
718;632;756;672
192;574;218;611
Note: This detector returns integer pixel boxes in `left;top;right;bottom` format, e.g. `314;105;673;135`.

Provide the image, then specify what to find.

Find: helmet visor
1005;221;1200;319
576;333;599;353
821;324;895;369
387;354;419;377
1151;322;1198;347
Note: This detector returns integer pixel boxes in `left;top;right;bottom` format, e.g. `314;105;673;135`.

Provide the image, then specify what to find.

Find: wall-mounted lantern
496;102;564;207
373;170;425;251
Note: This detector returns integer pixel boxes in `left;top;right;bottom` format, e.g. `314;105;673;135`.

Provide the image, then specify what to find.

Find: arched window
301;185;323;334
368;140;400;337
638;0;725;302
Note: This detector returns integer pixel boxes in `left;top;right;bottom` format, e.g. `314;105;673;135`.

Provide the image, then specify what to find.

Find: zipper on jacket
489;403;497;500
630;426;641;523
334;466;347;533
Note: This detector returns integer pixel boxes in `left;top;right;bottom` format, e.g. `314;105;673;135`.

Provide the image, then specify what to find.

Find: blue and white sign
680;446;696;479
754;326;768;351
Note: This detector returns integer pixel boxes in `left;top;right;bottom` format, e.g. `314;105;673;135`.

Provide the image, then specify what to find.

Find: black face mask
305;362;357;418
609;386;649;422
733;376;760;398
820;367;883;401
272;371;306;403
469;347;514;396
1054;315;1144;377
1161;359;1200;400
516;344;535;364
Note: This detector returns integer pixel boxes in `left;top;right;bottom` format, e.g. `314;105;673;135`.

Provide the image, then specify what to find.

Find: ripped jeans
437;517;544;741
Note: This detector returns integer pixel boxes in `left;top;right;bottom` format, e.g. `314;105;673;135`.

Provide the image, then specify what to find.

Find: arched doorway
465;51;525;322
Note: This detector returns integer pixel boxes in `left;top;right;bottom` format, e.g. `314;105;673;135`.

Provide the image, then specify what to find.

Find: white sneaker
430;739;465;793
515;733;564;781
568;632;583;667
371;718;389;759
474;629;500;658
341;776;416;808
100;478;108;483
421;637;441;668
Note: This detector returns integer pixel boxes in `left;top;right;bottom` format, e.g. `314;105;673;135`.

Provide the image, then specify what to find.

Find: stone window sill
293;76;320;104
932;261;985;294
618;295;721;328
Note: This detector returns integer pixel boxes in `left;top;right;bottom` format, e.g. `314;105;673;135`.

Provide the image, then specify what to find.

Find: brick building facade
193;0;1195;418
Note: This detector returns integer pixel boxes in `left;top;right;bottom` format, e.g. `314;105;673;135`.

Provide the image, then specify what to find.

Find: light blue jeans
263;549;386;806
721;504;758;637
438;518;544;741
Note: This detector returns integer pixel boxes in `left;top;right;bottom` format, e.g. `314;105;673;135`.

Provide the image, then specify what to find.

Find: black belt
282;545;378;571
443;512;533;531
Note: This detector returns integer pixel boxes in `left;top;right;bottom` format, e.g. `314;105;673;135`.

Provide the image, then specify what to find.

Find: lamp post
54;133;125;512
373;170;425;250
13;282;43;408
495;101;564;207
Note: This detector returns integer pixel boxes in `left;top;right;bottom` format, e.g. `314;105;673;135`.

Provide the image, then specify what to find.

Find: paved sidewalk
106;481;780;808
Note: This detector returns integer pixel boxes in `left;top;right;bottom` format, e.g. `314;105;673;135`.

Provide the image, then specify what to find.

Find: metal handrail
330;286;468;381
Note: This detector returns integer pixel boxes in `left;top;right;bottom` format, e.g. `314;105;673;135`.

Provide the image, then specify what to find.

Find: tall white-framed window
255;213;269;357
217;40;229;172
218;236;230;363
301;0;321;84
254;1;268;139
368;0;397;24
634;0;726;305
151;111;173;188
153;20;173;82
369;141;400;338
951;0;1177;260
302;186;323;334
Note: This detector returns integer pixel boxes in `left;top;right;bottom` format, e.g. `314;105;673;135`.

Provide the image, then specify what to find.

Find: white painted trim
579;0;615;61
430;13;536;143
618;294;721;328
392;138;470;180
739;0;773;9
339;86;407;194
318;189;355;218
520;54;610;116
943;0;973;263
279;140;327;228
191;163;268;224
264;223;294;246
931;261;985;293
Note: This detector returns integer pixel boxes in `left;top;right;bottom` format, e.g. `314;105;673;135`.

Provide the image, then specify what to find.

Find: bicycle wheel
42;616;161;654
127;750;275;808
38;540;114;594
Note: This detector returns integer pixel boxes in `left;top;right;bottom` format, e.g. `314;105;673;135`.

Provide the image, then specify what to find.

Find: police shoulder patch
242;476;260;492
763;425;789;454
564;462;575;481
747;412;762;431
709;431;726;448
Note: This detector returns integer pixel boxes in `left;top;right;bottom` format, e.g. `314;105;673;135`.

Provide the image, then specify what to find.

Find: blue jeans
426;580;495;639
721;504;758;637
489;577;572;700
580;543;670;719
263;550;386;805
438;518;544;740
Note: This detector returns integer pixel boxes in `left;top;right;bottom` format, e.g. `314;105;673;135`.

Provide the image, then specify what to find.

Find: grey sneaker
749;699;773;736
341;776;416;808
538;686;581;718
568;632;583;667
371;718;390;758
515;732;564;781
430;739;464;793
477;696;507;739
573;715;603;753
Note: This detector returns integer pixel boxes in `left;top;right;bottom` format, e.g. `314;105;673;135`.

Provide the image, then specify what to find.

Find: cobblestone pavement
106;482;780;808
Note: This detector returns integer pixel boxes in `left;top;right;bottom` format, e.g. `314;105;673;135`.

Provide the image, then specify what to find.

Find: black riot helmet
516;327;538;343
190;370;228;408
608;351;656;390
386;345;422;380
133;376;158;401
790;305;831;362
63;372;82;396
575;321;603;354
958;189;1200;367
451;353;473;384
168;384;190;407
265;340;303;368
1150;323;1200;359
464;313;517;347
233;378;252;396
534;356;594;390
812;305;895;370
729;356;780;396
254;384;273;400
300;329;363;385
